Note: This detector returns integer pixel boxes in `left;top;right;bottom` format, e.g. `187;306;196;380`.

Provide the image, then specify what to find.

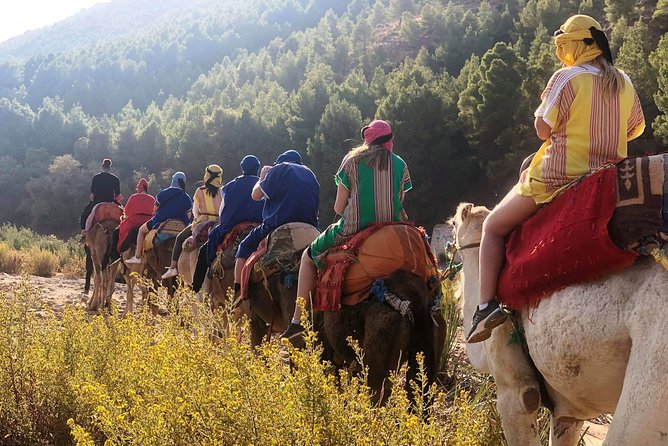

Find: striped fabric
517;63;645;203
309;147;412;269
192;187;222;225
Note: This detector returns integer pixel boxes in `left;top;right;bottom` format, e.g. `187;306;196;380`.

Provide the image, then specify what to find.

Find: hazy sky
0;0;111;44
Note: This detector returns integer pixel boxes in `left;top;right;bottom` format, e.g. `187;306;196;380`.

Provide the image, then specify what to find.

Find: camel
320;270;445;404
176;242;198;286
85;218;119;312
451;202;668;446
119;247;158;315
244;271;299;346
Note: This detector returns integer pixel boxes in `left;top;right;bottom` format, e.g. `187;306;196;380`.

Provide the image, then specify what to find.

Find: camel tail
384;271;437;387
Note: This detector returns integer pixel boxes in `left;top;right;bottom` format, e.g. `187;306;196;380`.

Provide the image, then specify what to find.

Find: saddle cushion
85;202;124;231
143;219;186;252
211;222;258;274
314;223;439;312
239;223;320;300
497;164;646;310
608;154;666;249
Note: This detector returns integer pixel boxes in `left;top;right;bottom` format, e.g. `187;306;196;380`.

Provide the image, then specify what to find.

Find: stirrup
650;247;668;271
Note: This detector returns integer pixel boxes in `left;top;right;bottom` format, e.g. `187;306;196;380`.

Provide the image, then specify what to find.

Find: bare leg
479;190;538;304
233;257;246;286
134;224;149;259
291;250;316;324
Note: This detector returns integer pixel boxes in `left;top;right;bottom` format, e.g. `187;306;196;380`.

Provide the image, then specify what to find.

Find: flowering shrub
0;277;506;446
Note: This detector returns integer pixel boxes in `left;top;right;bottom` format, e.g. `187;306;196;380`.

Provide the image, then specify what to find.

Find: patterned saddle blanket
314;223;439;312
144;219;186;251
239;223;320;301
210;222;258;275
183;220;217;253
498;153;667;310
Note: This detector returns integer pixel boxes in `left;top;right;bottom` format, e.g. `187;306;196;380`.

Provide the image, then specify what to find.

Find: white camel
451;202;668;446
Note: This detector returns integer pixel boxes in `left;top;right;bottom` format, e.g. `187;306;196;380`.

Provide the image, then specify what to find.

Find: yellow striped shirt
517;64;645;203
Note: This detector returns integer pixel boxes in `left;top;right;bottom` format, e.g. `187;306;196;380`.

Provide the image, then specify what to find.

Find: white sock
291;318;301;325
478;303;489;311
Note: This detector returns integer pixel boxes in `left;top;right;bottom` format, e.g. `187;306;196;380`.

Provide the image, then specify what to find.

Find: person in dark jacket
79;158;122;292
232;150;320;294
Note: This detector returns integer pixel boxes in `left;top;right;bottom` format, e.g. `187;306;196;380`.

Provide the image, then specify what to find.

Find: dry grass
26;250;59;277
0;243;23;274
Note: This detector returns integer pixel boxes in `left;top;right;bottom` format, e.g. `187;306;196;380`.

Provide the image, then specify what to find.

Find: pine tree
649;34;668;142
616;20;658;114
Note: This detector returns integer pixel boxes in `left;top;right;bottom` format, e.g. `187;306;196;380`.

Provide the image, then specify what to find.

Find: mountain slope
0;0;224;61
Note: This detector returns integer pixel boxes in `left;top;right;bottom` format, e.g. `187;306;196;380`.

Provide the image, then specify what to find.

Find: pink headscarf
362;120;394;152
136;178;149;193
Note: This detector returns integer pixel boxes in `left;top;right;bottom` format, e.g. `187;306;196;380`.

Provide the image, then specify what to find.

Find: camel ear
457;202;474;222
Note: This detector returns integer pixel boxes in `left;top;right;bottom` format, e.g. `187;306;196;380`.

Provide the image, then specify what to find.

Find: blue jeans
236;223;273;259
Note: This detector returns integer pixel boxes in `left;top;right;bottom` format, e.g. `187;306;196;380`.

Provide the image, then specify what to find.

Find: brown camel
85;219;119;311
244;271;300;346
245;268;445;403
119;248;158;315
320;270;445;404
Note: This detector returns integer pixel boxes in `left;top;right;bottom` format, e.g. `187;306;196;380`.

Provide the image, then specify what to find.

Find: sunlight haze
0;0;110;44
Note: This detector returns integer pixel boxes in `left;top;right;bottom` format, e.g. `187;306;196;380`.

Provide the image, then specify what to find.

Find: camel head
449;202;489;248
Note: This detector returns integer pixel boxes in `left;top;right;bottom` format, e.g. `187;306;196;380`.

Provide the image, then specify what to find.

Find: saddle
144;219;186;252
239;222;320;300
85;202;124;231
497;153;667;310
210;222;258;276
314;223;439;312
183;220;216;253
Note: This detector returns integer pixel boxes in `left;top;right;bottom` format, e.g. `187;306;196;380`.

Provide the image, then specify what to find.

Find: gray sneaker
467;300;507;343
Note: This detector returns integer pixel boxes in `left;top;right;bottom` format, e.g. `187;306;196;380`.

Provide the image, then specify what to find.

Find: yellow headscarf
204;164;223;188
554;15;603;67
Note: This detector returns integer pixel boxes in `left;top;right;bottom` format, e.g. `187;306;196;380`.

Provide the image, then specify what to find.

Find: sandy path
0;272;130;316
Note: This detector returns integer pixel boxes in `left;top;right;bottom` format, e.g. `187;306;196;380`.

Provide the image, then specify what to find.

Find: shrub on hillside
0;243;23;274
0;278;506;446
0;224;85;277
27;250;59;277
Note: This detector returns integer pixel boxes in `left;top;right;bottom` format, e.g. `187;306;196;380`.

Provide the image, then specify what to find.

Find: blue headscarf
240;155;261;175
275;150;303;165
171;171;187;189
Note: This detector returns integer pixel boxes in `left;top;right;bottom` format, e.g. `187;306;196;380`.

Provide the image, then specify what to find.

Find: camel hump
315;223;439;311
94;202;124;222
267;222;320;254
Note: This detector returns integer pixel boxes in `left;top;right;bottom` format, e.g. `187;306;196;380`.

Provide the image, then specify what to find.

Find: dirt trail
0;272;129;316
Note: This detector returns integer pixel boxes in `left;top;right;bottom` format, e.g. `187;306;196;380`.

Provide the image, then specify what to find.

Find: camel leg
495;385;541;446
549;417;584;446
88;267;102;311
604;324;668;445
124;266;135;315
104;263;118;309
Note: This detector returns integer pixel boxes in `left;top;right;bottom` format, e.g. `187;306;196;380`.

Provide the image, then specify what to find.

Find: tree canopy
0;0;665;237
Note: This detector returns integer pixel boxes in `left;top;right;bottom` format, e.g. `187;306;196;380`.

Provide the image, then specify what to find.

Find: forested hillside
0;0;666;237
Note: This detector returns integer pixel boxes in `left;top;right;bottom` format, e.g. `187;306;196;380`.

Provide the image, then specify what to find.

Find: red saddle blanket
497;166;640;310
85;202;124;231
314;223;439;312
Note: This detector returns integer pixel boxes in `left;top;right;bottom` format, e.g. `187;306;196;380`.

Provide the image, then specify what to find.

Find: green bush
0;224;84;277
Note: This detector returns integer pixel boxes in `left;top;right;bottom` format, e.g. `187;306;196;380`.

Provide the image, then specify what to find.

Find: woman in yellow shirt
467;15;645;343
